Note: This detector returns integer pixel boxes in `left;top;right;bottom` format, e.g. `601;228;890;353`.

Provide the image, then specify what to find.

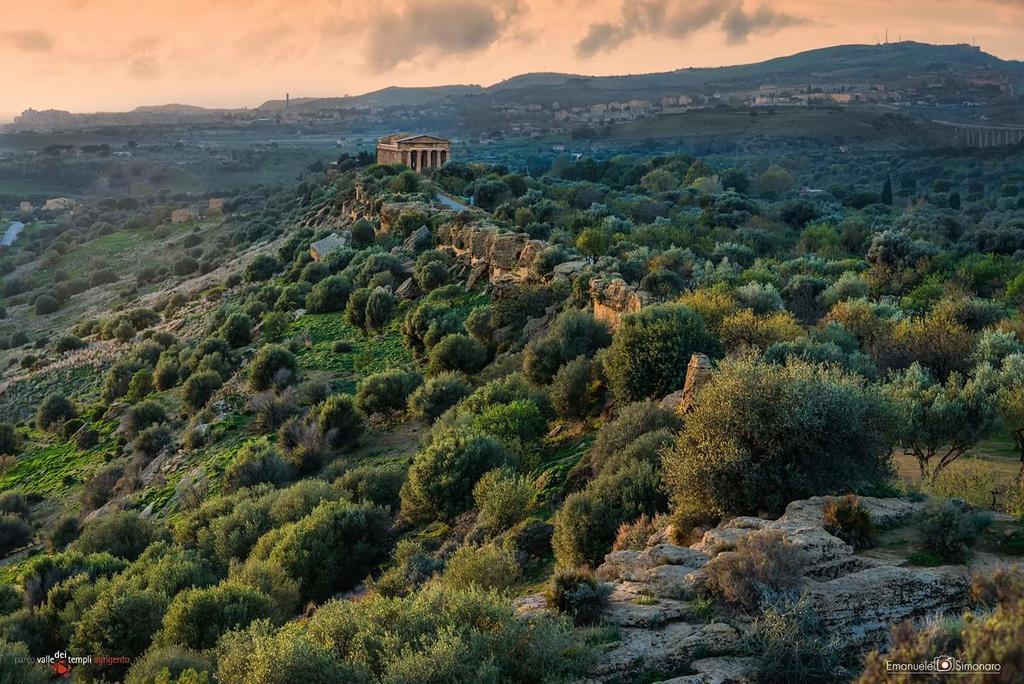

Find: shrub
344;287;371;329
702;529;807;611
245;254;280;282
70;587;165;681
428;333;488;375
0;514;32;554
0;493;29;520
472;400;548;462
602;304;721;404
748;593;845;683
612;514;660;552
73;510;167;561
224;440;291;492
522;309;611;385
125;646;214;684
822;495;876;550
551;492;617;568
35;393;76;430
664;358;896;520
54;334;85;353
441;543;522;591
217;619;353;684
402;301;463;357
585;400;682;475
159;583;276;650
305;275;352;313
350;218;375;247
220;313;253;348
473;468;535;534
400;431;510;523
132;424;172;458
302;585;587;682
81;465;124;511
916;500;992;563
364;287;397;331
247;388;300;432
355;370;422;416
248;500;392;601
317;394;364;452
123;399;167;436
34;294;59;315
464;306;494;345
0;424;20;456
550;356;599;419
335;463;405;510
182;370;223;411
249;344;297;391
408;372;472;422
45;515;81;551
545;568;610;626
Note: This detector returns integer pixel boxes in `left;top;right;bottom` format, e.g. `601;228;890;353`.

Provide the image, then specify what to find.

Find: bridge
933;120;1024;148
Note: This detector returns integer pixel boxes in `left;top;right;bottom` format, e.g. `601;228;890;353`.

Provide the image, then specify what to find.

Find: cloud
364;0;523;71
576;0;807;56
0;30;56;53
128;53;161;79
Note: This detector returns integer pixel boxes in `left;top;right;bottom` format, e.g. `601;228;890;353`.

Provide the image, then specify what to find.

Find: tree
664;358;896;520
996;354;1024;480
220;313;253;348
159;583;276;650
882;363;999;481
881;176;893;205
428;334;488;375
602;304;721;404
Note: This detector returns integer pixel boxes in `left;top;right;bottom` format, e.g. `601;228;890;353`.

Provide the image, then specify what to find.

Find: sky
2;0;1023;118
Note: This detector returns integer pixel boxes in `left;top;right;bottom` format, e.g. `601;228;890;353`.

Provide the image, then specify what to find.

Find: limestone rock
658;656;758;684
403;225;433;252
553;259;587;275
805;564;971;648
395;277;420;300
594;622;740;679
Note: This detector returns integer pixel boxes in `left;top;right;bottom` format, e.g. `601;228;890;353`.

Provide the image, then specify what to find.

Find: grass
0;420;118;497
0;364;105;423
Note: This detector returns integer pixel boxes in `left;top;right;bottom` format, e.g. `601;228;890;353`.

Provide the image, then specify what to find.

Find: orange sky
1;0;1022;117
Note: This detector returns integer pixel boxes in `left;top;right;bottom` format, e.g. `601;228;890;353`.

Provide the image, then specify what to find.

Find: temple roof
378;133;451;145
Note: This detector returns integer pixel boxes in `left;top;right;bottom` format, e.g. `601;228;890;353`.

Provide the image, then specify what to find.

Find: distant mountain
132;103;219;114
257;85;484;113
478;42;1024;106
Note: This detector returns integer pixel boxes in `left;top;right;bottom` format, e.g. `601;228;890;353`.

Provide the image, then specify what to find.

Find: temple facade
376;134;451;171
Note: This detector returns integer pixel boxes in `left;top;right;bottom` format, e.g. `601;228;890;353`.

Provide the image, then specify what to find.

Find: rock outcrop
590;277;649;329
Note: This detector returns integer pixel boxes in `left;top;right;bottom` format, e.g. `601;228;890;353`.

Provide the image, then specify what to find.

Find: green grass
0;364;105;423
0;423;117;497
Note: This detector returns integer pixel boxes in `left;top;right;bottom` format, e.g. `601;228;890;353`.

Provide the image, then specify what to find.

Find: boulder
395;278;420;300
402;225;433;252
659;656;758;684
593;622;740;679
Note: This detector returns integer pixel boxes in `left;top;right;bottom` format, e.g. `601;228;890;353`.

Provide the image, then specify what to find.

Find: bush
305;275;352;313
603;304;721;404
35;393;76;430
702;529;807;611
344;287;371;329
335;463;405;510
0;638;52;683
224;440;291;492
73;510;167;561
428;333;488;375
0;424;20;456
550;356;599;419
182;370;223;411
54;334;86;353
364;287;398;331
70;587;165;681
317;394;364;452
0;514;32;554
664;358;896;520
45;515;81;551
34;294;59;315
301;585;587;683
400;431;511;523
473;468;535;534
545;568;610;625
612;514;660;552
408;372;472;422
217;619;353;684
440;543;521;591
355;370;422;416
125;646;214;684
123;399;167;437
245;254;280;282
464;306;494;345
473;400;548;461
916;500;992;563
822;495;876;550
132;424;173;458
249;344;297;391
551;492;617;568
522;309;611;385
159;583;276;650
248;500;392;601
220;313;253;348
350;218;375;248
748;593;845;683
81;465;124;511
0;492;29;520
585;400;682;475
